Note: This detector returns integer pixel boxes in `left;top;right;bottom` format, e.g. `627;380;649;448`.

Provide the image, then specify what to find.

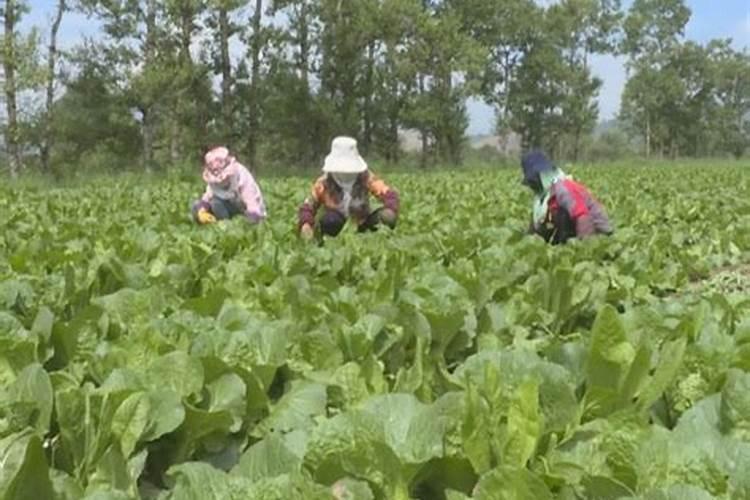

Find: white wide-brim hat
322;136;368;173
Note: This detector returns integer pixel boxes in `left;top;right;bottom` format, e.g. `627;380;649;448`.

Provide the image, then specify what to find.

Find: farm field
1;163;750;499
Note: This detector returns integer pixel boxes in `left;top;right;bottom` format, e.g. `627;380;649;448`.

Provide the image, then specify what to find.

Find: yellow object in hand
197;208;217;224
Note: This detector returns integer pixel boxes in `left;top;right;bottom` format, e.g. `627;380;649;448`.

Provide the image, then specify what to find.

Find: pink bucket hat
202;146;237;184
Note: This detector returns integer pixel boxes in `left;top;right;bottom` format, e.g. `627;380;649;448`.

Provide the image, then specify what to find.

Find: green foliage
1;163;750;498
3;0;749;177
620;0;750;159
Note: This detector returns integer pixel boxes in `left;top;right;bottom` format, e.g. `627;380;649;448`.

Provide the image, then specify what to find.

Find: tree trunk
362;40;375;154
297;2;309;90
174;1;197;165
41;0;66;174
645;115;651;158
418;73;428;168
3;0;21;178
179;4;194;64
572;125;581;162
169;119;180;163
247;0;263;167
219;6;233;138
142;0;157;171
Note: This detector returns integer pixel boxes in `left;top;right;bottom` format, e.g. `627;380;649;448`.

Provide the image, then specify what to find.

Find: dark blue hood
521;150;556;187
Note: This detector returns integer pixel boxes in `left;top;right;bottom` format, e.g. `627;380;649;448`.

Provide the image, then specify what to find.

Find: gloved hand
300;224;314;241
197;208;217;225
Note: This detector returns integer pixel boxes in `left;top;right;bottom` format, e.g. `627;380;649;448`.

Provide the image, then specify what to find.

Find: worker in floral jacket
298;136;399;239
521;150;612;244
192;146;267;225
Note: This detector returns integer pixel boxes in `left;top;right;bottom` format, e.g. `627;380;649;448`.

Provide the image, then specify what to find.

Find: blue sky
23;0;750;135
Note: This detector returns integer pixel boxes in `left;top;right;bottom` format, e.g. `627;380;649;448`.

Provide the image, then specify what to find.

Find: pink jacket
202;162;267;222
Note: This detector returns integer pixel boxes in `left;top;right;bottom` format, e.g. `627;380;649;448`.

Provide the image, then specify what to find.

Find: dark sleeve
367;173;399;214
298;180;323;229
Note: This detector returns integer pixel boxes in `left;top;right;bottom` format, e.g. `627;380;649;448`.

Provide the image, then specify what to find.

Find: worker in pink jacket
191;146;267;224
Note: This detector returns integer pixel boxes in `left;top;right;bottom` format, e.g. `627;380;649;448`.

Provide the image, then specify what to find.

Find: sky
23;0;750;135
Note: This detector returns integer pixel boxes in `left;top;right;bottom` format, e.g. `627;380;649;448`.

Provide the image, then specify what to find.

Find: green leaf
6;363;54;435
0;313;40;384
182;289;230;317
582;475;635;499
162;462;231;500
631;484;717;500
331;478;375;500
360;393;449;465
719;369;750;439
255;381;327;435
111;392;150;458
637;338;687;410
620;343;652;407
473;466;553;500
51;470;85;500
586;305;635;417
85;444;139;497
206;373;247;433
31;307;54;343
445;490;471;500
0;431;54;500
503;379;541;467
233;433;302;481
143;390;185;441
111;389;184;458
171;405;234;463
147;351;204;400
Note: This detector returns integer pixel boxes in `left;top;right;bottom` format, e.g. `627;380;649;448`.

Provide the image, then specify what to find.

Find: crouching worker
298;137;399;240
192;146;267;224
521;150;612;244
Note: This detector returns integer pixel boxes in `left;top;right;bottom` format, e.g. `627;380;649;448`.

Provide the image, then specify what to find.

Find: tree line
1;0;748;177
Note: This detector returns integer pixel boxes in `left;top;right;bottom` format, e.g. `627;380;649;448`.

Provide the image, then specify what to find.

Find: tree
2;0;25;177
206;0;244;142
164;0;211;163
619;0;692;157
40;0;67;174
449;0;539;130
371;0;423;163
262;0;324;166
50;56;141;171
505;37;569;152
621;0;691;57
240;0;266;165
618;0;749;158
710;45;750;158
404;3;483;166
546;0;621;159
317;0;380;143
80;0;193;170
1;0;44;177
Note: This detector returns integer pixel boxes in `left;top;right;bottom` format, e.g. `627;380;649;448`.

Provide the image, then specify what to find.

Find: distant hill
400;119;629;154
400;129;521;154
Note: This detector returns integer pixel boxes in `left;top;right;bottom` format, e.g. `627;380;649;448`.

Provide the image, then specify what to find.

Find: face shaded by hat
521;150;556;193
203;147;237;187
